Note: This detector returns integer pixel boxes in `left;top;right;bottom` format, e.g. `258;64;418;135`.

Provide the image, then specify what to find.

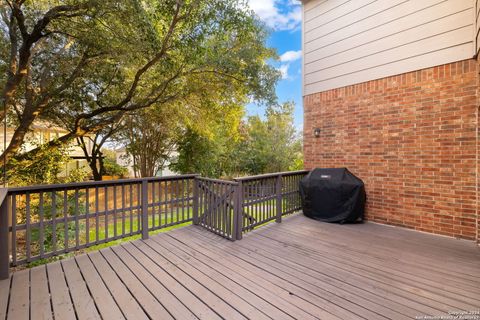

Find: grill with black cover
300;168;366;223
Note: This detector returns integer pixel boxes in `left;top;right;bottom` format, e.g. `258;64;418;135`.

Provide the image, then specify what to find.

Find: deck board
7;269;29;319
30;266;53;320
47;261;76;320
111;244;196;320
185;228;411;319
0;277;10;319
61;259;100;320
98;248;174;319
85;251;147;320
74;254;125;319
159;233;322;320
1;213;479;320
127;241;221;320
255;223;480;303
139;238;271;320
265;221;480;289
154;235;295;320
173;228;358;319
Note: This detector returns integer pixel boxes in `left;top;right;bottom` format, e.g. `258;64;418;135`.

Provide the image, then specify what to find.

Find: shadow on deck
1;213;479;320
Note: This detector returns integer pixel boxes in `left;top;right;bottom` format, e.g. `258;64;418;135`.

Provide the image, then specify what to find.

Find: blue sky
246;0;303;130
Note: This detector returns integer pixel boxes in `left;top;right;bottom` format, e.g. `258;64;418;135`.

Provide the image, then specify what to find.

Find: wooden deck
0;213;479;320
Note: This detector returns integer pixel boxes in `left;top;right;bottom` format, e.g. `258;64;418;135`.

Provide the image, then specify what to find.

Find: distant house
115;148;177;178
2;122;93;177
301;1;479;241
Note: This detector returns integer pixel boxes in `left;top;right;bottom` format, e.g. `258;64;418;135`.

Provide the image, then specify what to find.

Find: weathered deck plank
151;235;295;320
142;237;271;320
255;222;480;304
126;241;221;320
30;266;53;320
98;248;174;319
158;233;321;320
74;254;125;319
47;261;76;320
171;228;348;319
111;244;197;320
7;269;29;319
0;277;10;319
61;259;100;320
185;227;411;319
85;251;147;320
0;213;479;320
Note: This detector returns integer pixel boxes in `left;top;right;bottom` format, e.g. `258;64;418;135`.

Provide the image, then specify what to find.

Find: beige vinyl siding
476;0;480;53
303;0;476;95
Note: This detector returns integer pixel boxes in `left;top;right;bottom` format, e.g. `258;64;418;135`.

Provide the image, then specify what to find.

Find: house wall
304;59;479;240
303;0;476;95
477;55;480;243
476;0;480;53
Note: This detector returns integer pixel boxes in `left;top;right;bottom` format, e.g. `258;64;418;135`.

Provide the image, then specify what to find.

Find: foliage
169;104;244;178
171;102;303;177
62;167;89;183
0;0;279;170
236;102;303;175
116;106;180;177
102;153;128;178
6;139;71;186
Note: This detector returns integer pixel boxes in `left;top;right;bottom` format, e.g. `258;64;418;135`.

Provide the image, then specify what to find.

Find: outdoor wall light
313;128;321;138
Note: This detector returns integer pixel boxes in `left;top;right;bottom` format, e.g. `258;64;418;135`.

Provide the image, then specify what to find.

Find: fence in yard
0;170;308;278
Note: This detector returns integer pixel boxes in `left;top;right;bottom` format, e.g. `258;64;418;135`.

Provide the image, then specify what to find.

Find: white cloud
279;64;290;79
280;50;302;62
248;0;301;31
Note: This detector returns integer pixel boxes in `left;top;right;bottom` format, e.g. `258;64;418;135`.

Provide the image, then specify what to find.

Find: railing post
232;182;243;241
141;180;149;240
192;177;199;225
0;189;9;280
276;174;283;223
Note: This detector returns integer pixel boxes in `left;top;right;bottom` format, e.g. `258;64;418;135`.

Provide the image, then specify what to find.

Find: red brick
304;59;479;242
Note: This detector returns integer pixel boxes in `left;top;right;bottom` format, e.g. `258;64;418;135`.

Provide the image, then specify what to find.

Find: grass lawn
21;213;191;269
85;213;191;251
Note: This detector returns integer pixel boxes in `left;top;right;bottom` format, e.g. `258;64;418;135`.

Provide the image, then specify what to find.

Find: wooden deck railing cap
7;174;199;193
234;170;309;181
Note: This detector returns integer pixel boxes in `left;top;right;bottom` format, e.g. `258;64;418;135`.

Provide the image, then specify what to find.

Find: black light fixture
313;127;321;138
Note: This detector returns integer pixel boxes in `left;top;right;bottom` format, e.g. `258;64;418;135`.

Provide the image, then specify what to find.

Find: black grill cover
300;168;366;223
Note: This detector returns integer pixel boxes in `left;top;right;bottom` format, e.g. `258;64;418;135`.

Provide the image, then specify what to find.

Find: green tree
116;106;179;178
237;102;302;175
0;0;279;179
172;102;303;177
169;103;244;178
5;138;89;186
101;149;128;178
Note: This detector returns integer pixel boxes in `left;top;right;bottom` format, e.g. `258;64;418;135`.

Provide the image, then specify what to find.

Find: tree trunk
88;155;102;181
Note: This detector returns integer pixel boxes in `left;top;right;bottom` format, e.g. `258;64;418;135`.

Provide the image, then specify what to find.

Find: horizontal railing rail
0;170;308;279
6;174;198;194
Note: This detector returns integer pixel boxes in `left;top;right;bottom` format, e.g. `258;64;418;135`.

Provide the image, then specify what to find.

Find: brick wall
304;59;479;241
